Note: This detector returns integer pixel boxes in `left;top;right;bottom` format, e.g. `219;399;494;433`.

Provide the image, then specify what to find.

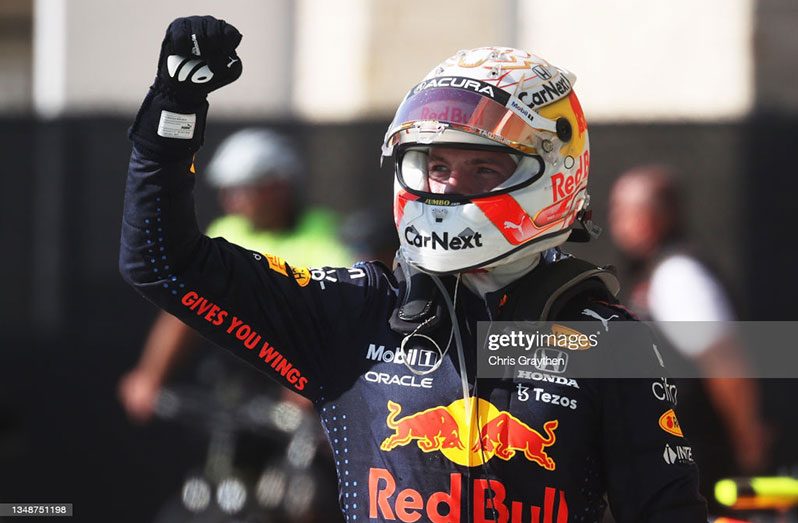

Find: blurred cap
206;129;303;188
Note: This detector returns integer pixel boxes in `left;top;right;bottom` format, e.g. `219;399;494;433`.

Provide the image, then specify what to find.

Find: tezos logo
404;226;483;250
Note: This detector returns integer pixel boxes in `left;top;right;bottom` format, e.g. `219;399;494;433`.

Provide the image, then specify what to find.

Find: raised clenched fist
155;16;243;104
130;15;244;159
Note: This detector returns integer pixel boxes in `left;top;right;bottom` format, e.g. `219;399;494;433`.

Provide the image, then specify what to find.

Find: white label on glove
157;110;196;140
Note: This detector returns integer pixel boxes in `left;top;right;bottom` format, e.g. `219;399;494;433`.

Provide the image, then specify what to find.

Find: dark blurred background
1;0;797;521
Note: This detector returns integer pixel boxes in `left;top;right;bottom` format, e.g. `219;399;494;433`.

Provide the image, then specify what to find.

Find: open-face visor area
386;85;556;154
399;145;544;198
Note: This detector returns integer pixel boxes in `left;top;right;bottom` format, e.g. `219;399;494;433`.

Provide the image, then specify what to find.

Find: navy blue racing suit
120;148;707;522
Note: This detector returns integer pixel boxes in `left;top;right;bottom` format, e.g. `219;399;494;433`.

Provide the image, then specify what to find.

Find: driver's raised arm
119;16;379;401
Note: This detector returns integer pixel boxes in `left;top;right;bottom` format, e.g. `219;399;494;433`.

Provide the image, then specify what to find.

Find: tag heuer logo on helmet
412;76;497;99
517;76;571;110
404;226;483;250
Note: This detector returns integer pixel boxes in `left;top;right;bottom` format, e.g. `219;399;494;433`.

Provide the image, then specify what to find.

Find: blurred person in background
609;164;769;510
338;206;399;268
119;128;351;522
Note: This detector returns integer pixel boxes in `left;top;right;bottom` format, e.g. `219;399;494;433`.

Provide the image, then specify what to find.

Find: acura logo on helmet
412;76;497;98
404;226;483;250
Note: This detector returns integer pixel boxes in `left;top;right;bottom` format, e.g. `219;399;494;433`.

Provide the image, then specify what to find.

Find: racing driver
120;16;708;522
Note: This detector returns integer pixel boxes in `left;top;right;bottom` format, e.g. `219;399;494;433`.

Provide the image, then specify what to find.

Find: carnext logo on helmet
517;76;571;110
405;226;483;250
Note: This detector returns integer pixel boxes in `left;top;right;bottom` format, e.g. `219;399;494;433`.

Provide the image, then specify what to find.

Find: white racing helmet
382;47;592;275
206;129;302;188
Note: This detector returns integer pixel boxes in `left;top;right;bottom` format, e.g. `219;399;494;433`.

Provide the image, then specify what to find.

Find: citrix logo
404;226;483;250
652;377;678;405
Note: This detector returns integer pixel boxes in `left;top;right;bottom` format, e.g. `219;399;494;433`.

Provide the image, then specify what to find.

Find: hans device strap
388;255;621;337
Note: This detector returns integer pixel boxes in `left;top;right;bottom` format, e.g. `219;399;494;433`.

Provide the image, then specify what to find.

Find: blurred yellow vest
206;208;353;268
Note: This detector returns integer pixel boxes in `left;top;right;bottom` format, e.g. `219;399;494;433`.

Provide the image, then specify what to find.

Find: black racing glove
130;16;243;160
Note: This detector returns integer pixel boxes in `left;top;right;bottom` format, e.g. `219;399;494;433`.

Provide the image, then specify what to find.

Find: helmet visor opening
398;144;544;200
386;86;552;153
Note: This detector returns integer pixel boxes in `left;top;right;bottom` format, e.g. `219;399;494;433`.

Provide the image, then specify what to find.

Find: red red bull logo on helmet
380;398;558;469
532;150;590;228
551;150;589;202
369;467;569;523
419;104;473;124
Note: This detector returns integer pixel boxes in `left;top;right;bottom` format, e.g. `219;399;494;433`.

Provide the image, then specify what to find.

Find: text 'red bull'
369;468;568;523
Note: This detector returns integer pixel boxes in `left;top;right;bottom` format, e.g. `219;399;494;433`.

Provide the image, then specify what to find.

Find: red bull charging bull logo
381;398;558;469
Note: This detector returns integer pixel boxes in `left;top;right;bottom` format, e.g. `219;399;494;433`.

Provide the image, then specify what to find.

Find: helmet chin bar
401;229;572;276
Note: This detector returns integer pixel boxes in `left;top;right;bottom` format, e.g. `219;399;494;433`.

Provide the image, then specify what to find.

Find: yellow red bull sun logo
380;398;558;470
